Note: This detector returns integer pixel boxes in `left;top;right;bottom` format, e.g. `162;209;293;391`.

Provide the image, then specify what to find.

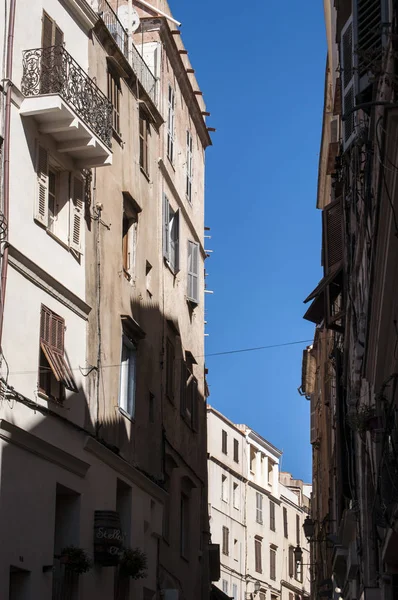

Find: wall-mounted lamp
303;516;315;541
254;582;261;595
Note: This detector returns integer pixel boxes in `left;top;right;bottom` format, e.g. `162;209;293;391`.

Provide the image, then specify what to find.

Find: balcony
98;0;157;104
20;46;112;168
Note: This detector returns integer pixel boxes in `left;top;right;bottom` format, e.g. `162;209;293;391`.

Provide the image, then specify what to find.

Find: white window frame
118;335;137;417
186;130;193;202
167;85;175;163
163;194;179;273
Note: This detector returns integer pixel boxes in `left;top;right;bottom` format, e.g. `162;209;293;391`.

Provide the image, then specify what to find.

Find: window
163;195;179;272
122;199;138;280
35;145;84;253
167;85;175;162
139;110;150;175
232;584;238;600
256;493;263;524
222;526;229;556
166;338;175;402
186;130;193;202
270;547;276;581
222;580;228;594
270;500;276;531
233;439;239;463
288;546;294;578
39;305;77;400
233;483;239;509
296;514;300;545
254;537;262;573
233;538;239;561
283;507;288;538
42;11;63;47
119;335;137;417
180;361;198;430
187;241;199;304
108;69;121;135
180;493;189;559
268;460;274;485
250;445;256;472
221;475;228;502
222;430;228;454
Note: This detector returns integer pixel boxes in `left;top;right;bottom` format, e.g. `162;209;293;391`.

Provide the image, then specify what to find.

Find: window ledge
112;128;123;146
118;406;135;423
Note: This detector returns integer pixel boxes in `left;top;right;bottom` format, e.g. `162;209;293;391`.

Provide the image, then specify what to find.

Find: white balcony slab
20;95;112;167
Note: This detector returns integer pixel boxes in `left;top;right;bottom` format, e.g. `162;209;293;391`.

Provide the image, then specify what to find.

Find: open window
187;240;199;305
38;305;77;401
122;192;141;281
180;352;199;431
163;194;179;273
118;316;145;418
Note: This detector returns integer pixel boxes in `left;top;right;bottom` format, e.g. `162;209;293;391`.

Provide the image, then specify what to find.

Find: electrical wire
8;338;314;375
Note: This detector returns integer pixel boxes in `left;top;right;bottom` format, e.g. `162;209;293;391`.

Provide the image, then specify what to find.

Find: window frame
163;194;180;273
233;438;239;463
222;429;228;454
233;482;239;509
270;547;276;581
221;474;228;503
283;507;288;539
187;240;199;304
118;334;137;418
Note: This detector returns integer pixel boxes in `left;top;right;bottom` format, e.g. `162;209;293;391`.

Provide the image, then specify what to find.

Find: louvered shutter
163;194;169;260
187;241;199;303
42;13;53;48
357;0;382;82
191;376;198;431
341;18;355;148
323;198;343;274
40;305;52;343
51;314;65;353
35;145;49;225
180;361;187;417
54;24;63;46
173;211;179;272
70;177;84;253
289;546;294;578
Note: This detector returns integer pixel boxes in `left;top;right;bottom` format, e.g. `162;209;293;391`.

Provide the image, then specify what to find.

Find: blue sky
170;1;326;482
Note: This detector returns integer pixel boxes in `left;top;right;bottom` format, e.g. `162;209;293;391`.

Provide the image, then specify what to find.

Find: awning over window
41;342;77;392
303;267;344;329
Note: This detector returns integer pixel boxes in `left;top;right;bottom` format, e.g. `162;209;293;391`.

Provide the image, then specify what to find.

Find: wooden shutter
270;549;276;580
255;538;262;573
40;305;77;392
233;439;239;462
289;546;294;577
357;0;381;79
222;430;227;454
187;241;199;303
180;361;187;417
283;507;288;538
296;514;300;545
323;198;342;274
270;500;275;531
42;12;53;48
222;526;229;556
54;24;63;47
70;177;84;253
166;338;175;400
35;145;49;225
163;194;169;260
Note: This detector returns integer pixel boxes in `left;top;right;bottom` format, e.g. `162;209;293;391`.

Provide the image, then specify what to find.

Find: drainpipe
0;0;17;348
133;0;181;27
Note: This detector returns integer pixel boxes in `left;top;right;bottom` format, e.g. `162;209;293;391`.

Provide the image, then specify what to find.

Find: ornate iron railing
98;0;157;104
21;46;113;148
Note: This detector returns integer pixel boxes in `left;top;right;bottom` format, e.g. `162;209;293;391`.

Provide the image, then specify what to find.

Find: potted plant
59;546;93;574
119;548;147;579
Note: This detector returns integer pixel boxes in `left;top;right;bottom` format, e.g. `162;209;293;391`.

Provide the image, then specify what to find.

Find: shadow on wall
0;298;209;600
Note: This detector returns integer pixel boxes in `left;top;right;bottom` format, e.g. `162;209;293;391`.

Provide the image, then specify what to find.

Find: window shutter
323;198;343;274
54;24;64;47
289;546;294;577
174;211;180;271
341;18;355;147
191;375;199;431
255;538;262;573
163;194;169;260
357;0;382;81
296;514;300;545
35;145;49;225
42;13;53;48
187;241;199;303
51;314;65;353
70;177;84;253
270;549;276;580
180;361;187;417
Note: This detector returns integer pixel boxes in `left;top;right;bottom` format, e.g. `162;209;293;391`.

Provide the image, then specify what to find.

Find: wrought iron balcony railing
98;0;157;104
21;46;113;148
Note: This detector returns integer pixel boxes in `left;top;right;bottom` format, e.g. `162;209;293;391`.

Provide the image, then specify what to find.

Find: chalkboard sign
94;510;123;566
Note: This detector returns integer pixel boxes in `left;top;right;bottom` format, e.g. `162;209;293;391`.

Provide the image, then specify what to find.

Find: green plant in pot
60;546;93;574
119;548;147;579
